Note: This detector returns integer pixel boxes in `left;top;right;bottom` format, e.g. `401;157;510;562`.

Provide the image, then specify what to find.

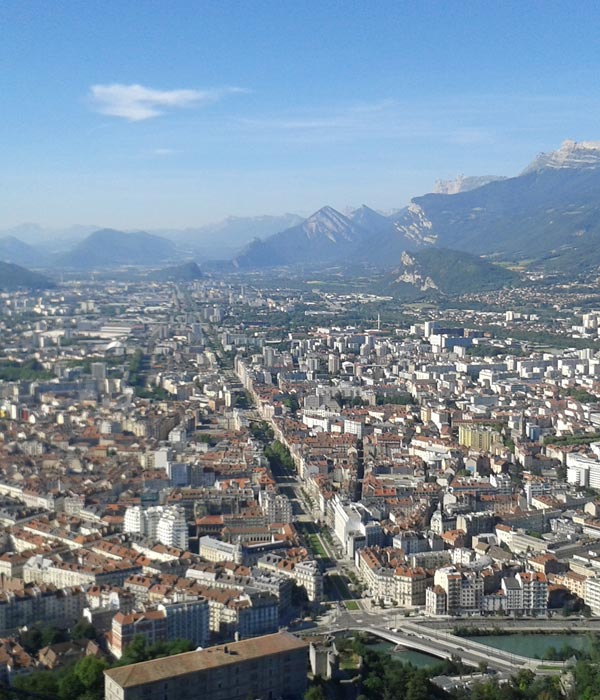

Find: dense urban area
2;268;600;700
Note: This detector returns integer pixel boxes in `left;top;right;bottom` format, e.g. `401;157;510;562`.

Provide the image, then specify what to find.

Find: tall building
584;576;600;616
104;631;308;700
458;424;502;452
123;506;144;535
168;462;191;487
328;353;340;374
156;506;189;550
258;491;293;524
123;505;189;550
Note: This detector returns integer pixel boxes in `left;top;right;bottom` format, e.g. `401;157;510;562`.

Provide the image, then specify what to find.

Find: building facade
105;631;308;700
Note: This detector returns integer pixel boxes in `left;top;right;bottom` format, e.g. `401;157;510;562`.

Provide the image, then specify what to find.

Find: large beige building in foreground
104;631;308;700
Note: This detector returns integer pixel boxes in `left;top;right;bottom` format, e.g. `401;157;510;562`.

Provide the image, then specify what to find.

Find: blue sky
1;0;599;229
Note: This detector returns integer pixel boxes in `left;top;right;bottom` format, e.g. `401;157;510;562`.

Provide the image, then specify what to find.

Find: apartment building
256;554;323;602
104;631;308;700
108;598;210;659
0;585;85;633
258;491;293;524
124;505;189;550
198;536;243;564
584;576;600;616
499;572;548;615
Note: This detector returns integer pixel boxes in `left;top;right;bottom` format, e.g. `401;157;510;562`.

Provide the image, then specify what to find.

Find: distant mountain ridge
159;213;304;259
147;261;203;282
393;152;600;264
58;229;177;268
434;175;507;194
0;262;54;290
235;139;600;272
5;140;600;275
391;248;518;297
235;206;371;268
521;139;600;174
0;236;44;266
0;214;306;266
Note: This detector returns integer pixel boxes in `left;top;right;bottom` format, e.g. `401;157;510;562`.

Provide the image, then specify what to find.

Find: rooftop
104;631;307;689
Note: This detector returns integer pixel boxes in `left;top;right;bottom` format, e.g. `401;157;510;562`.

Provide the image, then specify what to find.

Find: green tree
12;670;59;698
74;655;108;693
264;440;294;470
71;618;97;641
41;625;67;647
164;639;194;655
117;635;149;665
58;671;85;700
19;626;43;654
405;677;429;700
304;686;326;700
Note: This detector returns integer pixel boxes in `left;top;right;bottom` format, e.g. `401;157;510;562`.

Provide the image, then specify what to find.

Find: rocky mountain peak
522;139;600;174
434;175;507;195
302;206;356;241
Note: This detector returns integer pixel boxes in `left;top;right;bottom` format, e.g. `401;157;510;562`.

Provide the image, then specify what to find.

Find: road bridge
321;621;568;675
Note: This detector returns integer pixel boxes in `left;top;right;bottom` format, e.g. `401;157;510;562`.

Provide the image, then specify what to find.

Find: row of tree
3;634;194;700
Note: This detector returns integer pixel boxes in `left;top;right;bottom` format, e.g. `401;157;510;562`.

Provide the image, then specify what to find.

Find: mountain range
234;206;372;268
0;236;43;267
392;141;600;268
0;214;304;269
157;213;303;260
2;140;600;287
56;229;177;268
235;140;600;276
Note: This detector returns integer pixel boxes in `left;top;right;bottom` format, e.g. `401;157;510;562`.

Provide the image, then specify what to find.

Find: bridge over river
323;620;568;675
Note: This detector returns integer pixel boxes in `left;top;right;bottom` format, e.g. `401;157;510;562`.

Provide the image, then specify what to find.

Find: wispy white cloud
89;83;248;121
235;94;590;147
152;148;177;156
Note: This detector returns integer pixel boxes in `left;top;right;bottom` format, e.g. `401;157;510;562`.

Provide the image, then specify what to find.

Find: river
367;641;445;668
368;632;598;666
463;633;597;659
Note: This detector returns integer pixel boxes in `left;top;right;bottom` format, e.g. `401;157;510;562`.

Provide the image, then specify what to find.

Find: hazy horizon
2;1;600;230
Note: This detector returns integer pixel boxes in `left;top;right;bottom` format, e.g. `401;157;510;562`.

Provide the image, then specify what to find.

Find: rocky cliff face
521;140;600;174
394;252;438;290
392;204;437;246
237;140;600;271
434;175;506;194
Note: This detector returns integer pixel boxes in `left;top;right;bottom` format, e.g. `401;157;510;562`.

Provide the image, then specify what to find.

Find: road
311;608;568;675
319;605;600;634
264;443;361;603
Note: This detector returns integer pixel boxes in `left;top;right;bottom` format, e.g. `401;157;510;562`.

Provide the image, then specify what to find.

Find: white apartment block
584;576;600;616
124;505;189;550
198;536;243;565
156;506;189;550
566;446;600;489
258;491;293;524
331;496;362;554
